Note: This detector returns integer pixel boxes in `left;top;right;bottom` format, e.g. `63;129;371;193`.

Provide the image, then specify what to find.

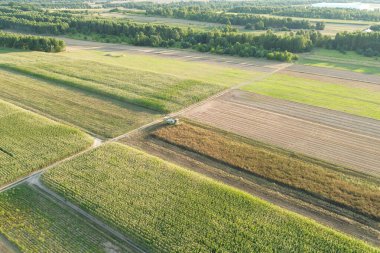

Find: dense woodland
145;7;325;30
229;6;380;22
103;1;380;22
0;31;65;52
0;3;379;60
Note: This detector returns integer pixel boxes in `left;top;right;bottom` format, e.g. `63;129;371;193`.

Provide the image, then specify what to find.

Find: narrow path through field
0;66;284;251
1;39;379;249
27;175;147;253
0;234;20;253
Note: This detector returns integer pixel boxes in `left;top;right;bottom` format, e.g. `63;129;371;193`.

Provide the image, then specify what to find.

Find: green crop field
0;185;127;253
0;100;92;186
56;49;263;87
153;121;380;219
0;49;226;113
0;69;159;138
242;73;380;120
299;49;380;75
42;143;378;252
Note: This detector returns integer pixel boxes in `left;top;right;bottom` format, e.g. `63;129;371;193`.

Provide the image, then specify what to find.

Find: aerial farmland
0;0;379;252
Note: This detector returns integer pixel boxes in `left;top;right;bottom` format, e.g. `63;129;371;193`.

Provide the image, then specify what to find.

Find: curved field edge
0;185;127;253
41;143;379;252
0;99;92;187
151;121;380;220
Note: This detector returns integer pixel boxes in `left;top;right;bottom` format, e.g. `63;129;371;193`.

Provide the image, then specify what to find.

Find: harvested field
152;121;380;220
242;73;380;120
227;91;380;139
42;143;378;253
182;90;380;177
287;64;380;84
298;49;380;76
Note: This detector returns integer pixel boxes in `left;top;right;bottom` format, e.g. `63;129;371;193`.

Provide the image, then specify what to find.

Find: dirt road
183;90;380;177
0;235;19;253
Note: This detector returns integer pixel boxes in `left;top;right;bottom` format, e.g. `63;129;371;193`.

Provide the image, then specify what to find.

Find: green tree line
0;4;379;60
0;31;65;52
229;6;380;22
145;6;324;30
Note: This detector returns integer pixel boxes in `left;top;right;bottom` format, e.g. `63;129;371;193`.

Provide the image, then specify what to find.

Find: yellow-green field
299;49;380;75
0;69;159;138
242;73;380;120
0;47;261;110
0;185;127;253
63;49;262;86
0;100;92;186
42;143;378;253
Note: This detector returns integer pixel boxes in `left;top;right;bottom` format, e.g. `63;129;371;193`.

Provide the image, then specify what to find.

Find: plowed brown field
182;90;380;177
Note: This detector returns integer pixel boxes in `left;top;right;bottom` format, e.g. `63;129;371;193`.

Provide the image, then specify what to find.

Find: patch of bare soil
182;90;380;177
0;235;19;253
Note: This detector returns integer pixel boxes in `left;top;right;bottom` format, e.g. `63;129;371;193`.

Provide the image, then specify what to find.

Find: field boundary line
287;67;380;85
27;175;147;253
0;96;103;140
0;137;102;194
224;100;380;142
171;64;291;118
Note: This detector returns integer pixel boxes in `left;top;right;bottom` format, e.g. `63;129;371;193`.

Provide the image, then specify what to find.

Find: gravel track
183;91;380;177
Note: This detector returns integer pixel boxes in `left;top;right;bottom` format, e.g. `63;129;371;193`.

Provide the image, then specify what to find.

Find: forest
0;4;379;59
0;31;65;52
145;6;325;30
229;6;380;22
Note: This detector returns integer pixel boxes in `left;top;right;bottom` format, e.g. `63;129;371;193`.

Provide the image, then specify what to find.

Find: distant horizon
311;2;380;10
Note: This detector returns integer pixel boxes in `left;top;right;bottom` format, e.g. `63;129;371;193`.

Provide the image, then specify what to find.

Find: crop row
0;100;92;186
42;143;378;252
152;121;380;220
0;51;222;113
0;185;125;252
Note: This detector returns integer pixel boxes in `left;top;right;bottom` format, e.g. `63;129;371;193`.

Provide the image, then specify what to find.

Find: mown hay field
152;122;380;220
242;73;380;120
0;69;159;138
63;46;263;86
0;49;227;113
298;49;380;75
0;100;92;186
42;143;378;253
0;185;127;253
